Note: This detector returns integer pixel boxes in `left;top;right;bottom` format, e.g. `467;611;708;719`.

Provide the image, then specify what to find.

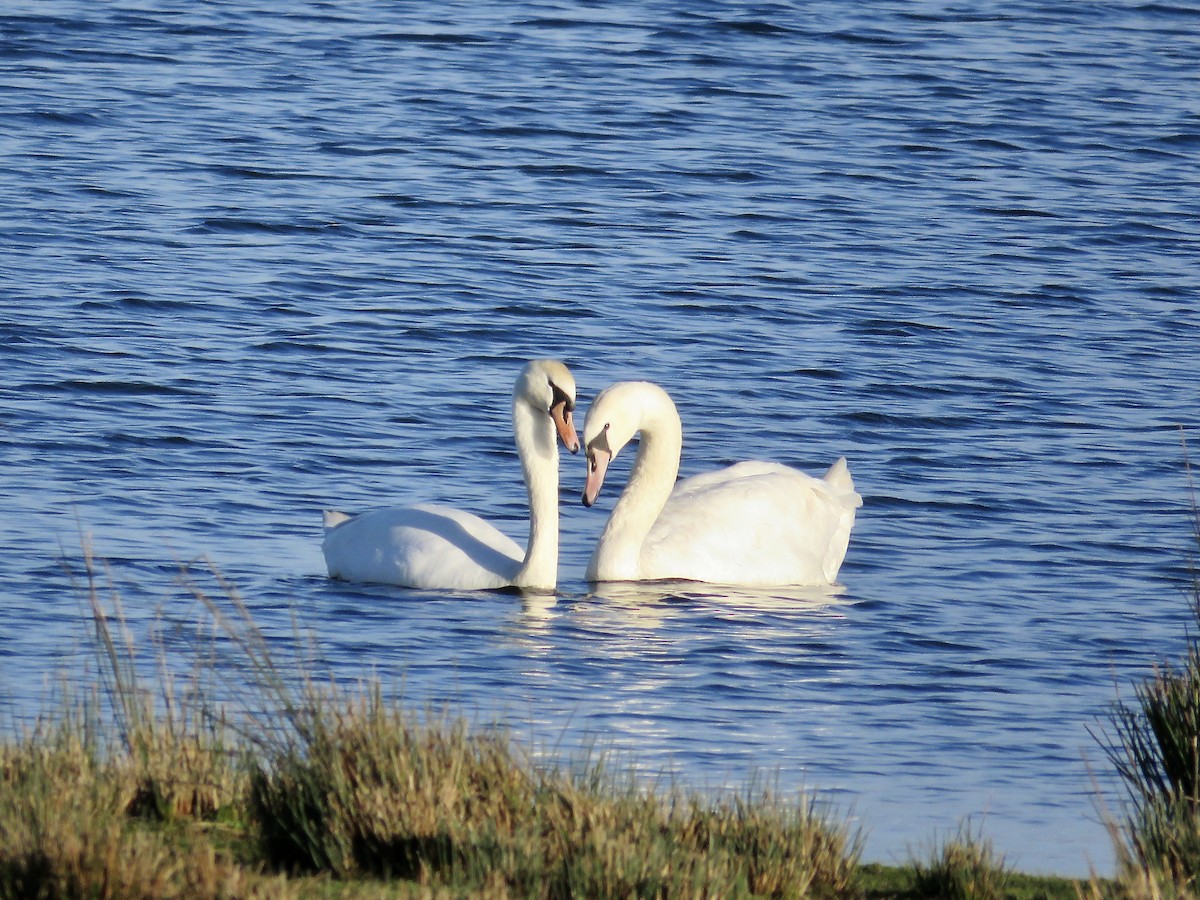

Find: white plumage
581;381;860;586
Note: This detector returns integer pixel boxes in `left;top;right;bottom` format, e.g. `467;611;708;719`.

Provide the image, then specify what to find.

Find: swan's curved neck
512;399;560;590
587;390;682;581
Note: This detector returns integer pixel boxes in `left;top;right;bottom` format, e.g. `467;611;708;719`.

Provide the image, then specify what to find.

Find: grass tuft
910;820;1010;900
0;716;280;899
1093;440;1200;897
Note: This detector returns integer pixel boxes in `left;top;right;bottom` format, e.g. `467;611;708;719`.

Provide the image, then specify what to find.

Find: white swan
581;381;861;586
322;360;579;591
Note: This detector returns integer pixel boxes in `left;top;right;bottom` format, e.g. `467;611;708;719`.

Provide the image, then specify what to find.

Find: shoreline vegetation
3;533;1198;900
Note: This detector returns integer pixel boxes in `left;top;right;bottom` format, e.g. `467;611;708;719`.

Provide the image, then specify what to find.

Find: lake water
3;0;1199;878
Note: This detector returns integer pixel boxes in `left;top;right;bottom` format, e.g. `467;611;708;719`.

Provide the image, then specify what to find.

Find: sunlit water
3;0;1199;877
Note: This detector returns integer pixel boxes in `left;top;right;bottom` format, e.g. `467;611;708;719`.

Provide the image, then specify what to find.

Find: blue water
3;0;1200;877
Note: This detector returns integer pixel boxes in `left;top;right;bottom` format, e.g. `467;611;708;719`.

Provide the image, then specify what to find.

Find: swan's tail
322;509;352;532
821;457;862;583
823;457;860;504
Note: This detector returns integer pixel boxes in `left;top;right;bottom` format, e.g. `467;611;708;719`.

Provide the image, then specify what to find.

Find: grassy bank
3;542;1198;898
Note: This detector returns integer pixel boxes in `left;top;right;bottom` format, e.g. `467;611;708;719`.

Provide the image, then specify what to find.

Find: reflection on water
566;579;850;635
519;579;848;647
502;579;858;781
590;579;850;613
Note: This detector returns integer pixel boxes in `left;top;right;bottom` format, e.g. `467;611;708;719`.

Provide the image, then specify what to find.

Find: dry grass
0;715;282;899
0;544;286;899
244;679;861;896
909;821;1010;900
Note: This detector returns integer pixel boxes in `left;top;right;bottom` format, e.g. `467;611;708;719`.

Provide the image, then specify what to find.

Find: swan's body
322;360;579;591
582;381;861;586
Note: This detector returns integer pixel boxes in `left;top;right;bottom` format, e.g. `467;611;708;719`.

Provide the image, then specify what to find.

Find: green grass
858;863;1086;900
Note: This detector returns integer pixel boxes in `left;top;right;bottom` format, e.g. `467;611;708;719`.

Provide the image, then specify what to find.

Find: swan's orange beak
582;447;610;507
551;401;580;454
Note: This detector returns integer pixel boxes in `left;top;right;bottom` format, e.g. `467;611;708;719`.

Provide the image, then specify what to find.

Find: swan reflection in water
519;579;850;631
590;579;849;612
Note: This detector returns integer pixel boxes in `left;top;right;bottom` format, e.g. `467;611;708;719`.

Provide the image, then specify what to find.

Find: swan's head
581;381;662;507
518;359;580;454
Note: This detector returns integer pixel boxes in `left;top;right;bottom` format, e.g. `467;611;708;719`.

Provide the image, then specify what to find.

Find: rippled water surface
3;0;1200;877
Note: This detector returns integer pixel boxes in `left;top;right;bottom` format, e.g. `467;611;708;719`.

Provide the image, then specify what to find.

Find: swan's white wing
640;461;860;586
322;503;522;590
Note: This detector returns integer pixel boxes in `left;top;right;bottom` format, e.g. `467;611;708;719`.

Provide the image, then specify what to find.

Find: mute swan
322;360;579;591
581;381;861;586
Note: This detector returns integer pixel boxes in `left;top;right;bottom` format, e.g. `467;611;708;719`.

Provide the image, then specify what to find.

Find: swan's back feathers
640;460;860;586
321;504;523;590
